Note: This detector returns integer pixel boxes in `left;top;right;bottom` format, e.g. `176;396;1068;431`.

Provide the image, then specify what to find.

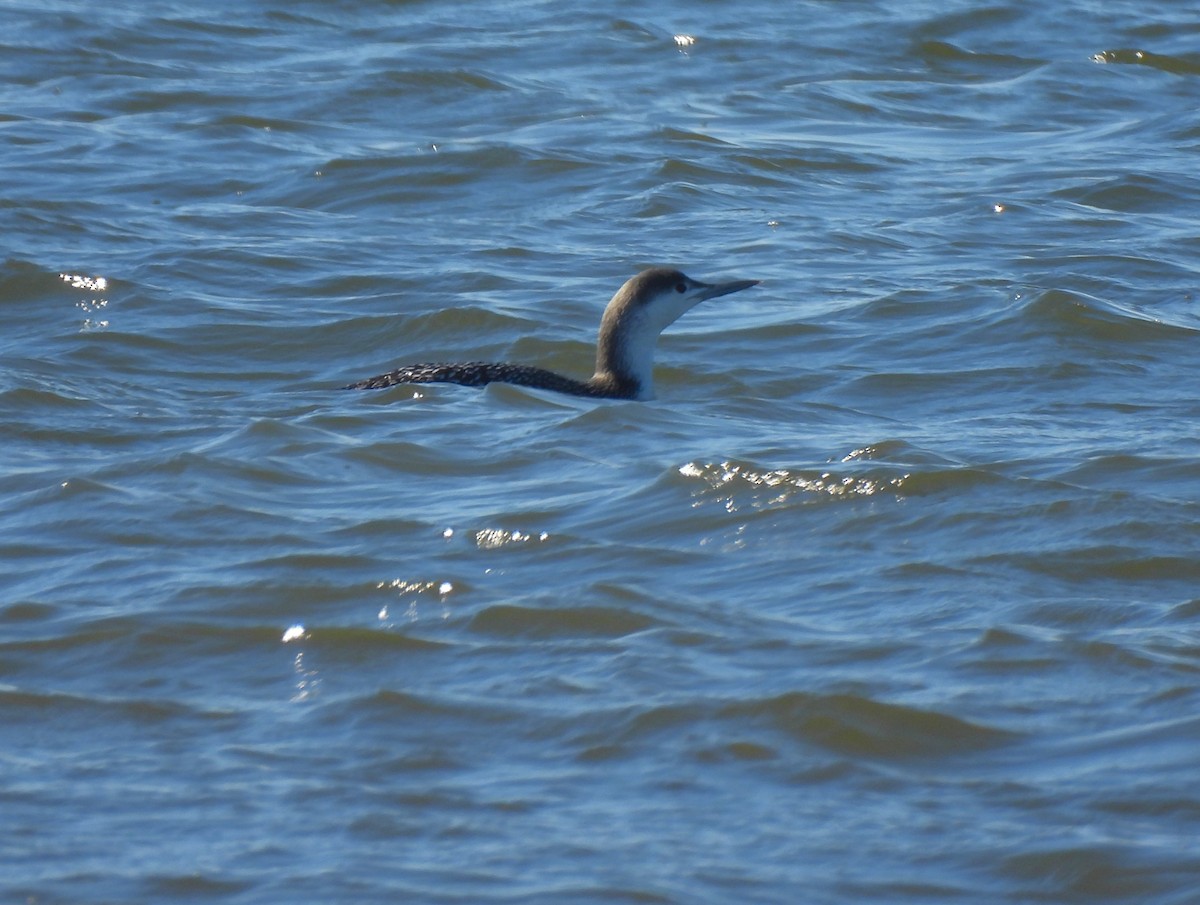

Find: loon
346;267;758;400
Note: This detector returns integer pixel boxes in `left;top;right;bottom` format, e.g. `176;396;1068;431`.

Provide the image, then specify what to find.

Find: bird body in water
346;267;758;400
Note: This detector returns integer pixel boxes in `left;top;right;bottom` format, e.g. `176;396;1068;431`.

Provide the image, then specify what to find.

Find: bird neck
592;303;657;400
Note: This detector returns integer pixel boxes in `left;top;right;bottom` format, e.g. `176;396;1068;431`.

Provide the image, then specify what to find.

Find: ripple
1093;48;1200;76
724;691;1015;758
1058;171;1200;215
144;874;254;899
678;458;909;510
579;690;1014;763
472;527;551;550
1000;845;1185;901
1023;288;1200;341
469;603;659;639
0;684;235;727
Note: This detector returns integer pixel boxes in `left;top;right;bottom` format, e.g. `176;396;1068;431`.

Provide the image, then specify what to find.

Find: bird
345;267;758;400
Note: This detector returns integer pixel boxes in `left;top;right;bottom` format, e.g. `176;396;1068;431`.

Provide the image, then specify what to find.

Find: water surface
4;1;1200;902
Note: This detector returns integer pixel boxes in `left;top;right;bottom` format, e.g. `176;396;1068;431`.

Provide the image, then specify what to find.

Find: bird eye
675;283;687;293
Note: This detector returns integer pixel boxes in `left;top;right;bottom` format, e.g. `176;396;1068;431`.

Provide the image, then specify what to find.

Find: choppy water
5;1;1200;902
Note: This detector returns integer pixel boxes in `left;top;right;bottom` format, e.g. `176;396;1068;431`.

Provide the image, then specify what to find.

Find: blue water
5;1;1200;902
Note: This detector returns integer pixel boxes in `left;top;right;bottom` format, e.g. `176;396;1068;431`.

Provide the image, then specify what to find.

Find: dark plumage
345;362;623;398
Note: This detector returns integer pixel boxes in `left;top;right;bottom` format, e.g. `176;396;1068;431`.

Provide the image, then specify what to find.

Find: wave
677;441;1010;513
1093;48;1200;76
572;690;1014;762
468;602;660;639
1021;287;1200;341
